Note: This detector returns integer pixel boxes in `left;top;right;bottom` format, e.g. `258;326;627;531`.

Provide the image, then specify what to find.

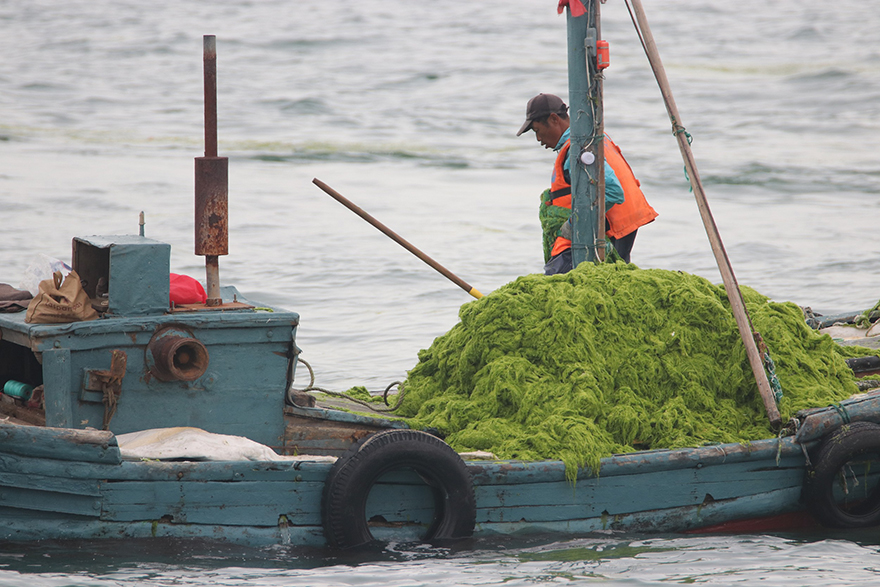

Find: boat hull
4;391;880;546
0;425;824;546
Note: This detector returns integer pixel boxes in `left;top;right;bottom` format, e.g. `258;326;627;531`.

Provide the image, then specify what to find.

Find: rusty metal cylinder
203;35;218;158
194;156;229;256
148;334;210;382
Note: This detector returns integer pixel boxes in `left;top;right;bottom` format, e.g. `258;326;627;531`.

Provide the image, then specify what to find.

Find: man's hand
560;218;572;240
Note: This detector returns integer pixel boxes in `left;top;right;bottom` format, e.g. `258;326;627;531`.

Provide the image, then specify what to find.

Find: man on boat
517;93;658;274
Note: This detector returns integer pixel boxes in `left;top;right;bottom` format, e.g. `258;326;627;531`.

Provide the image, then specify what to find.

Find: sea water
2;0;880;584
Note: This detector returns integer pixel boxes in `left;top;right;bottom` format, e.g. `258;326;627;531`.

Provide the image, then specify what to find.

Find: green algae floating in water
397;263;862;477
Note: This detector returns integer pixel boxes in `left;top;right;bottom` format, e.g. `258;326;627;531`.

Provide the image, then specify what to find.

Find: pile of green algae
395;262;870;477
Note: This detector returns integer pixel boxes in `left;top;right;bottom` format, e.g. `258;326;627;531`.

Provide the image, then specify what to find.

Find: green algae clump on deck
397;262;860;476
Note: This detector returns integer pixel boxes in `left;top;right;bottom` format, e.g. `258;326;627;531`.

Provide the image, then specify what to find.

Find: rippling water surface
2;0;880;583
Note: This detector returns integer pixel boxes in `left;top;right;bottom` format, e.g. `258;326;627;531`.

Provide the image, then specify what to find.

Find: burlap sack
25;270;98;323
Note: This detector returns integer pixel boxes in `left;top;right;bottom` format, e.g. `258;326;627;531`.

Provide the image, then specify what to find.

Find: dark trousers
543;249;572;275
543;229;638;276
610;229;637;264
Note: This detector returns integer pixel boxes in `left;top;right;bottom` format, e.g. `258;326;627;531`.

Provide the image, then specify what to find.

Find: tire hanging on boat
804;421;880;528
321;429;476;548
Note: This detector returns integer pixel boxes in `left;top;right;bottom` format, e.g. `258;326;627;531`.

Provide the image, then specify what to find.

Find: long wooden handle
628;0;781;426
312;178;484;300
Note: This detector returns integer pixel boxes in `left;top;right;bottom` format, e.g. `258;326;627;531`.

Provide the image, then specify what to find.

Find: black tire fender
321;429;476;549
804;421;880;528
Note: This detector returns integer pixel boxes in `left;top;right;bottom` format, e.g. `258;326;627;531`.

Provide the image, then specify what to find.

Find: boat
3;3;880;549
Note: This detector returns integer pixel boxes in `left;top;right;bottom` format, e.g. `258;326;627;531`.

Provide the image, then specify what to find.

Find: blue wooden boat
4;6;880;549
3;344;880;547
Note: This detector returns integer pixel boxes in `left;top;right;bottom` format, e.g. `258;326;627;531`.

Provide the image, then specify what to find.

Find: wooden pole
627;0;781;426
312;178;484;300
593;0;606;263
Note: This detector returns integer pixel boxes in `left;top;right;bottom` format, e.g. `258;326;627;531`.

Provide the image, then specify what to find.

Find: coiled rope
288;357;408;415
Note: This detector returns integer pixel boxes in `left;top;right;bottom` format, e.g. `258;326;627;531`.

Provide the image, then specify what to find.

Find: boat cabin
0;235;298;448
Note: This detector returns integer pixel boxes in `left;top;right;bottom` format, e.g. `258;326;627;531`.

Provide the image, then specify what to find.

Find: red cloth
557;0;586;17
169;273;207;305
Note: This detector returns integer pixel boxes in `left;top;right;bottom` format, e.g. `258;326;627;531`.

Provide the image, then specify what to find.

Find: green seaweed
398;263;864;479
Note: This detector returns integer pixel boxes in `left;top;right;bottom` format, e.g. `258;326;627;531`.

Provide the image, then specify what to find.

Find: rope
670;118;695;192
776;432;783;467
763;352;783;404
625;0;698;193
624;0;649;62
103;387;119;431
786;417;814;468
832;402;852;425
289;357;409;415
855;299;880;328
774;417;800;466
673;122;694;145
101;351;126;431
754;332;784;404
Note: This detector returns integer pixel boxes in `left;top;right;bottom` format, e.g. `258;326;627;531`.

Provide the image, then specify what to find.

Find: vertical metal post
567;0;601;267
195;34;228;307
202;35;220;305
203;36;218;159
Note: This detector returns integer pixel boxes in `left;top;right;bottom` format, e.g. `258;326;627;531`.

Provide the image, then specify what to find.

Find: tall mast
194;35;229;306
567;0;604;266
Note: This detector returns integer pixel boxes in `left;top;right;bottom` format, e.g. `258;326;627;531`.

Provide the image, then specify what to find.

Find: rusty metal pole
195;35;228;306
203;35;218;160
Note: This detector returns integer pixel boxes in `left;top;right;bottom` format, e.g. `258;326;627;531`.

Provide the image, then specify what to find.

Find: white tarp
116;427;336;462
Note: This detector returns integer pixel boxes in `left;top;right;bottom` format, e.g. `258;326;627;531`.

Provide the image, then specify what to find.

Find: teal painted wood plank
0;325;30;347
286;404;409;429
0;423;120;464
115;460;332;483
0;486;806;546
796;391;880;443
24;326;291;354
0;450;333;482
597;437;805;476
468;436;812;485
0;469;101;496
3;304;298;335
0;452;124;481
473;486;806;536
0;513;325;547
0;484;101;517
42;348;74;428
472;458;805;520
100;480;324;526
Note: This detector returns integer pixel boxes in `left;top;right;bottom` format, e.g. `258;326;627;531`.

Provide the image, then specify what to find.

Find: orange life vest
604;136;658;239
545;137;658;257
547;141;573;257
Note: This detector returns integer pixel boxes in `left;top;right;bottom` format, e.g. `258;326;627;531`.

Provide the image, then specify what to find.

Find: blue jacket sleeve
604;162;625;208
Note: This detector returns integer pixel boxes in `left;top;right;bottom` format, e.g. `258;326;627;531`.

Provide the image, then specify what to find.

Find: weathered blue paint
2;386;875;547
73;236;171;317
0;424;118;462
3;233;879;547
0;236;298;447
566;1;600;266
41;348;74;427
794;389;880;443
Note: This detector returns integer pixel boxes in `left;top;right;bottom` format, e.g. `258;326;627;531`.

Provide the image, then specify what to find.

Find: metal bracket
585;28;597;56
81;350;128;405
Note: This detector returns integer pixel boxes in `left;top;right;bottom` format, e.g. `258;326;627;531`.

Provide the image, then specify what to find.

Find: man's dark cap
516;93;567;136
